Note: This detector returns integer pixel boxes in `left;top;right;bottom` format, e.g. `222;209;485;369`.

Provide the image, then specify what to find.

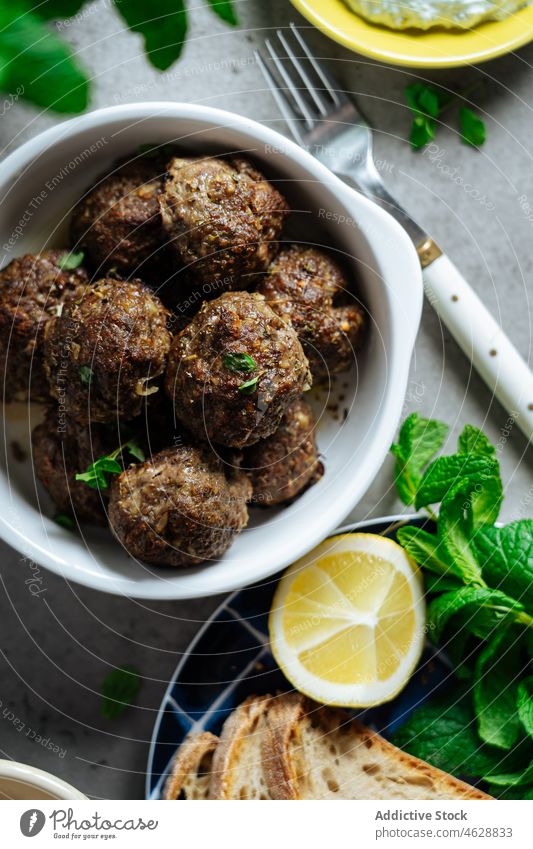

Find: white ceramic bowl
0;759;86;800
0;103;422;599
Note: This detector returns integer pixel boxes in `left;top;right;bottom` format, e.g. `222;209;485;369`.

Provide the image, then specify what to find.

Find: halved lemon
269;533;425;707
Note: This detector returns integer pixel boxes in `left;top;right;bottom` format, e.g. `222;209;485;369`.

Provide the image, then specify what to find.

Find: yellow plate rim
290;0;533;68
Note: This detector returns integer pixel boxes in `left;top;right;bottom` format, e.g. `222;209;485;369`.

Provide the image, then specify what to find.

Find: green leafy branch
0;0;238;114
390;413;533;797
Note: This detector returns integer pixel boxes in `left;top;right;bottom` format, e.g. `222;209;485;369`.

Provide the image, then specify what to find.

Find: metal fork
255;25;533;444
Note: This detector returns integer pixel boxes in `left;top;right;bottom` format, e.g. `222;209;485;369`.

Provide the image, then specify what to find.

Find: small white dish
0;759;86;800
0;103;422;599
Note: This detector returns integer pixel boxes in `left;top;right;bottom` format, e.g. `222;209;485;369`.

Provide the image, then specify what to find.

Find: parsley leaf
53;513;75;531
101;666;141;720
390;413;448;505
58;250;84;270
460;106;486;147
79;365;93;386
238;375;261;395
75;438;145;490
223;352;257;374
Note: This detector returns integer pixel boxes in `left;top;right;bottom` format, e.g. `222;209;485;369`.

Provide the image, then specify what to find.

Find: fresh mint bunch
390;414;533;798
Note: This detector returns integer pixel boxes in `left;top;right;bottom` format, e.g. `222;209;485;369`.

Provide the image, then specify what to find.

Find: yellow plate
290;0;533;68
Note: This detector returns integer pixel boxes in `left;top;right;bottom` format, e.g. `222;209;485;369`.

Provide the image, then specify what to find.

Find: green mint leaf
53;513;75;531
405;82;449;118
391;695;505;778
114;0;188;71
485;760;533;787
0;5;90;113
239;375;260;395
31;1;87;20
475;520;533;611
474;628;522;750
101;665;141;720
418;87;440;118
223;352;257;374
428;586;524;643
460;106;486;147
205;0;238;25
396;525;456;577
424;571;464;594
58;250;84;270
437;485;485;586
517;678;533;738
126;438;145;462
390;413;448;505
410;115;435;150
76;457;122;490
416;453;502;526
79;365;93;386
458;424;496;458
487;783;533;800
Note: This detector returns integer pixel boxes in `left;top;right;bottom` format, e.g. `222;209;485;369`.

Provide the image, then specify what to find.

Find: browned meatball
257;245;365;381
108;446;251;568
242;397;323;506
159;156;288;292
32;406;114;523
70;159;166;276
0;251;88;402
164;291;311;448
44;278;171;425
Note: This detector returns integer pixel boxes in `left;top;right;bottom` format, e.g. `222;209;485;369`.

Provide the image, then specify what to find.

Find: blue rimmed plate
146;514;451;800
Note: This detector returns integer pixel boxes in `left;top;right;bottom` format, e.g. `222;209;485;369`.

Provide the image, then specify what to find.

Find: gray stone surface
0;0;532;800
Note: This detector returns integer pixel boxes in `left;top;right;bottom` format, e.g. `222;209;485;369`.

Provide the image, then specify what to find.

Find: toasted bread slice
164;731;218;800
263;693;491;800
208;694;275;799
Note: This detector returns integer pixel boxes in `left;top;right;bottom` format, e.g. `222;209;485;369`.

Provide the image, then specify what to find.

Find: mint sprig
390;414;533;796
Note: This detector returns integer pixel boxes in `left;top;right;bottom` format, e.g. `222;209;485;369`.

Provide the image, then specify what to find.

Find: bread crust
263;693;492;801
208;694;272;799
163;731;218;800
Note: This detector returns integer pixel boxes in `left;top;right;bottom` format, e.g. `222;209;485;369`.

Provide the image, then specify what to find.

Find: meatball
108;445;252;568
70;158;166;276
243;397;323;506
164;291;311;448
32;406;113;523
0;250;88;402
44;278;172;425
159;156;288;292
257;245;365;381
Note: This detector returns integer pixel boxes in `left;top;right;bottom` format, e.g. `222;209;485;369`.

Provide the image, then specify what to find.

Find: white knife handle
423;252;533;443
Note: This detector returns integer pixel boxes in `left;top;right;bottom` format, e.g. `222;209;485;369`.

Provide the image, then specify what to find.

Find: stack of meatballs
0;151;365;569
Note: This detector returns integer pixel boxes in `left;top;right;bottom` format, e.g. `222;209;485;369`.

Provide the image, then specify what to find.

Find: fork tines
254;22;348;143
